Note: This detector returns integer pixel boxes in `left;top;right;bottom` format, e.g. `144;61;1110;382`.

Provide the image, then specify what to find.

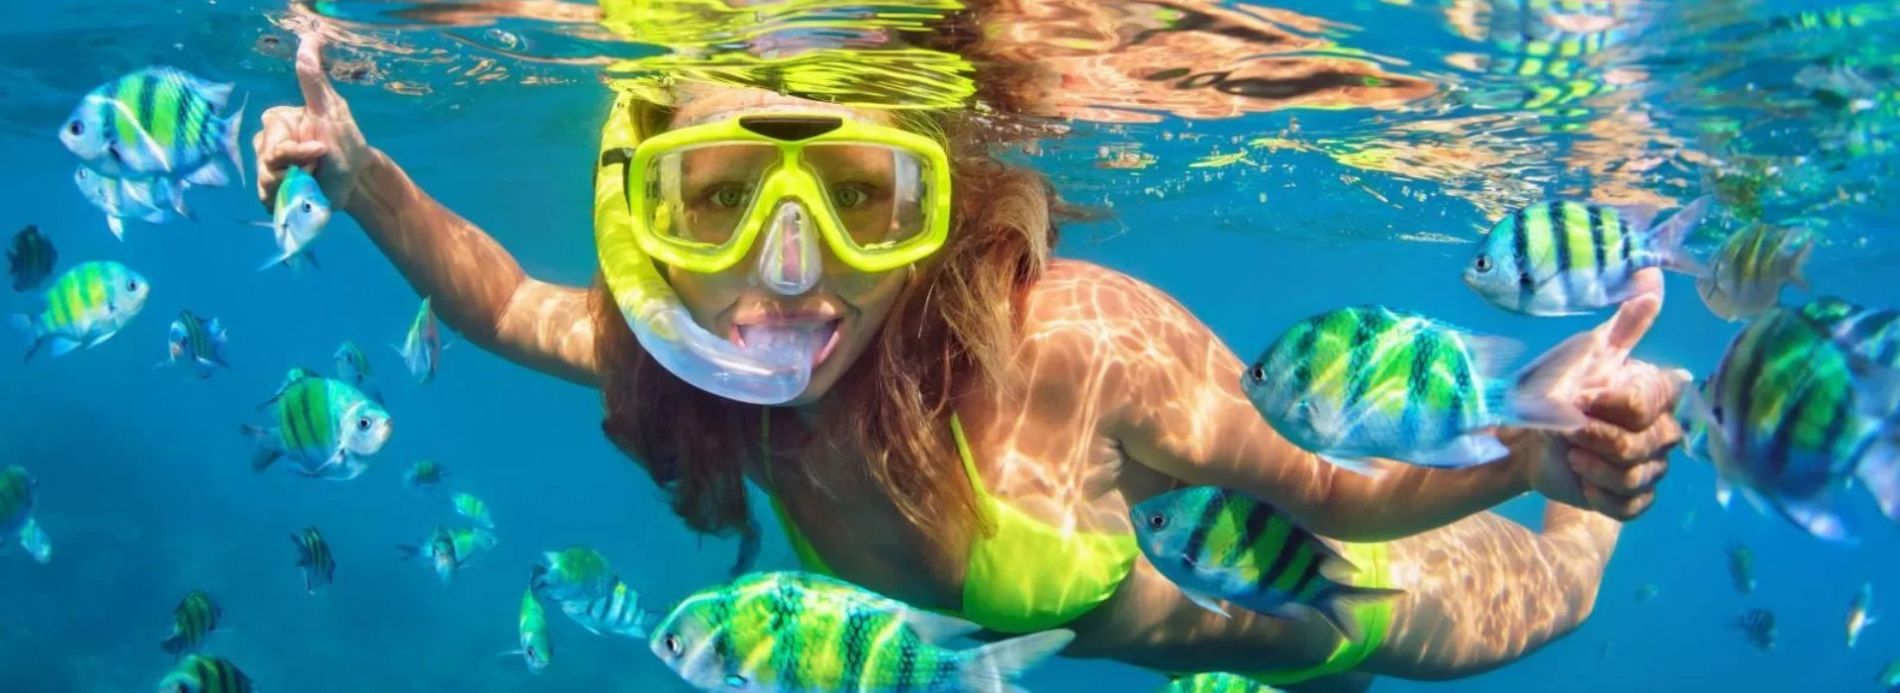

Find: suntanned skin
259;33;1682;688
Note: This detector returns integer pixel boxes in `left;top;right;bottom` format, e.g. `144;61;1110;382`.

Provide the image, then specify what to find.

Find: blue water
3;0;1898;690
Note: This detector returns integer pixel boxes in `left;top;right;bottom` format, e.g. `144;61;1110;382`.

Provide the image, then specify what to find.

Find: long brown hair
592;97;1061;556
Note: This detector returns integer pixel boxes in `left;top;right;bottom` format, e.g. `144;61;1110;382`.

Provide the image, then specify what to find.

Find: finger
1582;483;1654;521
1583;362;1688;431
1600;288;1663;355
295;30;342;117
1569;448;1666;493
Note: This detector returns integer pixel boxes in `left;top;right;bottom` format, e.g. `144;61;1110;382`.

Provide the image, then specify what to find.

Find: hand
253;30;372;213
1521;269;1689;520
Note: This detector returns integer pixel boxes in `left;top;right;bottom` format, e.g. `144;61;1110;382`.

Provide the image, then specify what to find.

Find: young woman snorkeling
255;25;1683;689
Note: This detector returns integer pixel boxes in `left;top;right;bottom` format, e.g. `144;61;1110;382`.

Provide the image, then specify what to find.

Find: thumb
1600;285;1663;355
295;30;343;117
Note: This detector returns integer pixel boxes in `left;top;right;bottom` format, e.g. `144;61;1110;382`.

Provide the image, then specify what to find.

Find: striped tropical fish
1801;297;1900;369
562;578;659;638
163;310;230;379
403;459;448;492
651;571;1074;693
292;526;336;595
1162;672;1283;693
1243;305;1589;472
1696;223;1815;321
156;653;254;693
1848;582;1875;648
1680;301;1900;542
532;545;614;603
0;466;35;536
71;165;185;239
258;167;330;271
397;296;442;384
242;369;392;480
452;492;494;529
1464;197;1710;316
160;590;221;656
19;517;51;564
8;225;55;291
398;526;462;583
59;66;244;187
1734;608;1776;651
9;260;149;361
1130;486;1403;640
514;587;552;673
332;340;385;402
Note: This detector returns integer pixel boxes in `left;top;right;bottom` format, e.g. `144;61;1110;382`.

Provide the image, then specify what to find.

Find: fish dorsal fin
892;607;984;643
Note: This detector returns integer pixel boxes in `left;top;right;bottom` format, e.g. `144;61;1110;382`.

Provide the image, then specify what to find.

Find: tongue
737;322;832;366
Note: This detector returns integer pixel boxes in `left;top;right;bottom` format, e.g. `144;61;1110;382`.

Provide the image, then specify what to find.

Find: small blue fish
561;579;659;639
8;261;150;361
292;526;336;595
259;167;330;271
511;587;552;673
1465;197;1709;316
452;493;493;529
1734;608;1776;651
19;517;50;564
8;225;55;291
59;66;244;187
397;296;442;384
162;310;229;379
0;467;47;564
71;166;186;240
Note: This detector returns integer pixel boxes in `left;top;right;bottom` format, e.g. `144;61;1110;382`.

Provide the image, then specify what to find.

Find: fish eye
1146;513;1167;530
663;634;682;655
301;201;314;214
1474;255;1492;273
1711;406;1724;424
357;417;371;431
126;279;139;292
68;121;82;136
1246;365;1267;383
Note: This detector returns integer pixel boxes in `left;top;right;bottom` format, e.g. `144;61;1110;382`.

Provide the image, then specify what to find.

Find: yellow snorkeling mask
595;99;953;404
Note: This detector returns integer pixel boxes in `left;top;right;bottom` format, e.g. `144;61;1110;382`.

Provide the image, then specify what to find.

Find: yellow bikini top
763;413;1140;634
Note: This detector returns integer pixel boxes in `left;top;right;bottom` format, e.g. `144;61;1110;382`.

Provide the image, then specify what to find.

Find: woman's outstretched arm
254;31;598;386
1025;261;1680;541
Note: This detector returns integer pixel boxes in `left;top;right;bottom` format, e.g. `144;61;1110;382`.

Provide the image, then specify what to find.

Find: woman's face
664;89;914;405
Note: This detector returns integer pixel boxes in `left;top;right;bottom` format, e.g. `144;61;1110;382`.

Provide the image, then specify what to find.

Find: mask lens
647;143;777;249
804;144;933;250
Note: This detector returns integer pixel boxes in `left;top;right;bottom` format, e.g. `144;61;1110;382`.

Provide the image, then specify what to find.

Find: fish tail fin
159;633;185;655
1789;239;1815;292
1648;195;1712;278
1857;436;1900;523
241;424;281;472
1318;583;1407;644
955;629;1075;693
9;314;43;362
220;94;248;186
169;179;196;220
1493;329;1592;430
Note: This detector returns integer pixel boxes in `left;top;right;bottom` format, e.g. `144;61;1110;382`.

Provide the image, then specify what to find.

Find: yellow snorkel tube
595;95;814;404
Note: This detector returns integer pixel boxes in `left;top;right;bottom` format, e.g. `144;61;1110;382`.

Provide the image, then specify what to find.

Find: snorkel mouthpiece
756;201;822;296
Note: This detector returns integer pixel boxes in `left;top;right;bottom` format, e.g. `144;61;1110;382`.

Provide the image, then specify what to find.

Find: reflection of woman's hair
592;95;1062;560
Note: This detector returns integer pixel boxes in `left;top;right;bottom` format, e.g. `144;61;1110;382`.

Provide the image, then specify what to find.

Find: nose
754;200;822;296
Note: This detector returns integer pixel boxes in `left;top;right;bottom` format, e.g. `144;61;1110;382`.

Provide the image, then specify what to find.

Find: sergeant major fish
1850;582;1877;648
1696;222;1815;321
562;579;659;639
59;66;244;188
1162;672;1284;693
333;340;383;402
156;653;253;693
1726;543;1756;594
651;571;1074;693
292;526;336;595
1244;305;1589;472
403;459;447;492
1465;197;1709;316
531;545;613;603
162;310;229;379
1734;608;1776;652
510;587;552;673
8;224;55;291
1130;486;1404;639
258;166;329;271
452;493;493;530
72;166;185;239
397;296;442;384
0;466;49;563
241;369;392;481
9;260;149;361
159;590;220;656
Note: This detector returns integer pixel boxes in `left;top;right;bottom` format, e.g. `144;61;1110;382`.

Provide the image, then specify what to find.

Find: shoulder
1020;259;1198;338
1007;260;1214;395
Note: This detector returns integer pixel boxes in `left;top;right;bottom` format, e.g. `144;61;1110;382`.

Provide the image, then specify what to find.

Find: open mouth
731;317;843;368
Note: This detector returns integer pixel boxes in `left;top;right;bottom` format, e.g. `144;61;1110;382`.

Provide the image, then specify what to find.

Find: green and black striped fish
0;466;35;535
1162;672;1283;693
651;571;1074;693
242;368;392;480
163;310;230;379
160;590;221;656
403;459;447;491
532;545;614;603
59;66;244;187
10;260;150;361
562;578;660;639
1696;223;1815;321
1466;198;1709;315
514;586;552;673
292;526;336;594
1130;486;1404;640
7;225;55;292
156;653;254;693
1244;305;1589;471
